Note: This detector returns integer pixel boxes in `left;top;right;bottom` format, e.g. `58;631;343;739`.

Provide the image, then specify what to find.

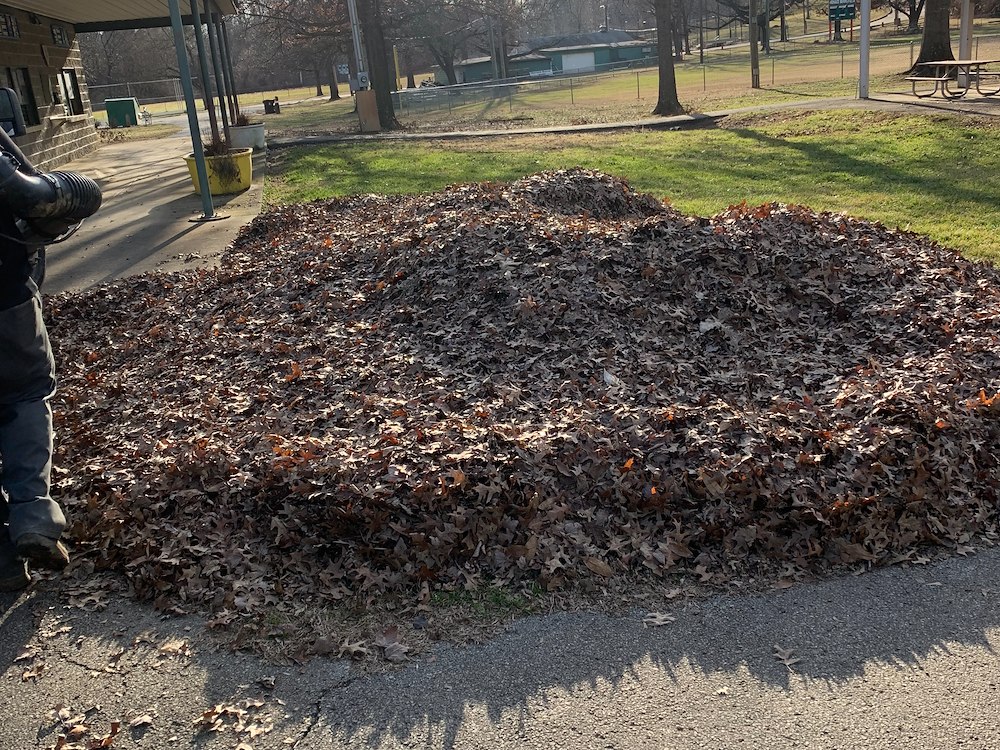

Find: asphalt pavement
3;546;1000;749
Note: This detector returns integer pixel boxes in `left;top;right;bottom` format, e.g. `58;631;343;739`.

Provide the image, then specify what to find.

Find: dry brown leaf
584;557;614;578
338;640;371;660
773;644;802;669
642;612;676;627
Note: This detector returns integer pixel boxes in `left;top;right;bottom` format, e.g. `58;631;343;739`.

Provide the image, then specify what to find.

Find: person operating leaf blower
0;88;102;591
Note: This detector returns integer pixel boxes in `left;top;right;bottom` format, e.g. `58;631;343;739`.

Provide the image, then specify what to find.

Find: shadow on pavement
2;546;996;749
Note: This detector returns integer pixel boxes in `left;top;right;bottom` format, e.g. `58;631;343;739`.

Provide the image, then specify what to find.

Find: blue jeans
0;286;65;541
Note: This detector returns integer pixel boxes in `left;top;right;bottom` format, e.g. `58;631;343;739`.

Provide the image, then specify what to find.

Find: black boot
0;526;30;591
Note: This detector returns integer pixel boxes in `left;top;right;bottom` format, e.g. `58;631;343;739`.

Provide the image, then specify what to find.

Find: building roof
1;0;239;30
456;52;549;67
538;39;651;53
454;30;643;69
513;29;639;55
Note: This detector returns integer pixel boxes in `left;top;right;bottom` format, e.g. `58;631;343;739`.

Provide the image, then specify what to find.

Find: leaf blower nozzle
0;158;103;220
0;131;102;243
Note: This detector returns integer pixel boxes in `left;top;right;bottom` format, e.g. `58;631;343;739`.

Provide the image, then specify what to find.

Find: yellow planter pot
183;148;252;195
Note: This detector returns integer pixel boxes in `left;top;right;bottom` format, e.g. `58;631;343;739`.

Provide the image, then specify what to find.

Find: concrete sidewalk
43;130;263;296
2;546;1000;749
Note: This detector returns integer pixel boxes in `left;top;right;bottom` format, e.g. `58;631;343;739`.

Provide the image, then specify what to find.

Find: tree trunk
358;0;399;129
405;49;416;89
749;0;761;87
329;60;341;100
681;2;690;55
652;0;683;115
905;0;921;32
429;46;459;84
914;0;953;65
673;8;685;61
314;68;323;97
759;10;771;51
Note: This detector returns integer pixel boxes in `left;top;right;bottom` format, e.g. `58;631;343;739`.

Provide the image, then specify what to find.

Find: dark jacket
0;209;36;310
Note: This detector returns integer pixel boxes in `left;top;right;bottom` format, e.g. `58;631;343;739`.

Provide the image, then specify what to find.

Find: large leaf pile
48;169;1000;613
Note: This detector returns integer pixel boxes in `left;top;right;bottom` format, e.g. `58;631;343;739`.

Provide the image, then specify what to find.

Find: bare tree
913;0;952;65
652;0;683;115
885;0;926;33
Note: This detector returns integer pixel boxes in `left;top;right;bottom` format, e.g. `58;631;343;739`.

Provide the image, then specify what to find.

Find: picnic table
905;59;1000;99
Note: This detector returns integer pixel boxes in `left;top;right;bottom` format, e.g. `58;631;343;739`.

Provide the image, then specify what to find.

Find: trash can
262;97;280;114
105;97;140;127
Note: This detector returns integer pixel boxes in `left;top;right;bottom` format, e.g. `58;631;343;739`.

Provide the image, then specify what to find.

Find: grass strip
265;109;1000;262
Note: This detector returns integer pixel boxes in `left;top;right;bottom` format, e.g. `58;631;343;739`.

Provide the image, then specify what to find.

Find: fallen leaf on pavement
773;644;802;669
642;612;676;627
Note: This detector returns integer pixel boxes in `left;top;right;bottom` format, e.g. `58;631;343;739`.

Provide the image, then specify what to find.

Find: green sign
829;0;856;20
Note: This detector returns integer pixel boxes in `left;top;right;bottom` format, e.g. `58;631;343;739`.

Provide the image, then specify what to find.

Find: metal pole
858;0;871;98
346;0;368;87
205;5;230;142
167;0;213;219
699;0;705;64
959;0;973;61
189;0;220;144
217;15;239;120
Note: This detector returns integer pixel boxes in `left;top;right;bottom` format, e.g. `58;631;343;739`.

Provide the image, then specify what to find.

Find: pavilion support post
858;0;871;98
959;0;973;61
205;5;230;142
168;0;214;219
189;0;220;145
219;18;240;120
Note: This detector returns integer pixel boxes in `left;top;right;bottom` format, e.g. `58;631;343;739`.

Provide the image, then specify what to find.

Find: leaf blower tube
0;126;102;244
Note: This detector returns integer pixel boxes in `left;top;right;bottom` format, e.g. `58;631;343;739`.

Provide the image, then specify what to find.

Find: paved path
266;93;1000;148
3;546;1000;748
44;132;262;295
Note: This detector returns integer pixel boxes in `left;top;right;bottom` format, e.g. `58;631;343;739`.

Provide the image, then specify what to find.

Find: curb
266;112;721;149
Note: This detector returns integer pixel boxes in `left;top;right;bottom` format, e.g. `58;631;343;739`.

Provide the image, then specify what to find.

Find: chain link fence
89;78;187;110
88;79;324;117
392;30;1000;122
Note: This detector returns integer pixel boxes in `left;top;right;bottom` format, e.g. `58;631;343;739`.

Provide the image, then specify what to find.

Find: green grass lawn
265;109;1000;262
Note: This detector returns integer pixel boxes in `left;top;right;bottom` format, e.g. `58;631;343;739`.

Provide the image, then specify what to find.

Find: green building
440;30;656;84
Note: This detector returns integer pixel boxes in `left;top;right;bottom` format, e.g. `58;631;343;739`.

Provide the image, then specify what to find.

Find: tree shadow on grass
720;121;1000;213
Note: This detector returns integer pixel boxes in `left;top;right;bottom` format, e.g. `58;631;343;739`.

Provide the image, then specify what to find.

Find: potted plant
228;111;266;152
183;136;253;196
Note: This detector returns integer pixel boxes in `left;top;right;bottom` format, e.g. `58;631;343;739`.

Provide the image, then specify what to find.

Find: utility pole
346;0;368;89
346;0;378;132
